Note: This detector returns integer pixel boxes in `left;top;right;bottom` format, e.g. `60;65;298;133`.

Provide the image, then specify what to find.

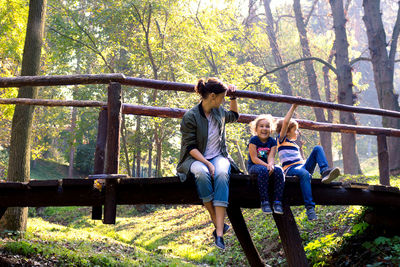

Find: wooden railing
1;74;400;267
0;74;398;185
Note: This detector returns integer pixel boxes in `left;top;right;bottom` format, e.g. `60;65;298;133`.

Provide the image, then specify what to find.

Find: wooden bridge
1;74;400;266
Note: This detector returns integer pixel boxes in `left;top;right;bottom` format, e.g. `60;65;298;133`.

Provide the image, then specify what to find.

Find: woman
177;77;239;250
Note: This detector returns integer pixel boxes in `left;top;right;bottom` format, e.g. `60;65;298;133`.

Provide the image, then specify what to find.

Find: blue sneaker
215;236;225;250
261;201;272;214
306;206;318;221
273;201;283;214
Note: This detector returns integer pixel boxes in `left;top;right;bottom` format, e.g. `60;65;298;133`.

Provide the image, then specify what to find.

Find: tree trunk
363;0;400;174
293;0;333;168
0;0;47;232
121;114;131;177
68;106;77;178
148;140;153;177
330;0;362;174
263;0;293;97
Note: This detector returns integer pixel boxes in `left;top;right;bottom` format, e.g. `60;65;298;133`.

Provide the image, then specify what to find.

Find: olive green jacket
177;102;240;182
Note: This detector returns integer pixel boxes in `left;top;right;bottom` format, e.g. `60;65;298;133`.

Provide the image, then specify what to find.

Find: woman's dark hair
195;77;228;99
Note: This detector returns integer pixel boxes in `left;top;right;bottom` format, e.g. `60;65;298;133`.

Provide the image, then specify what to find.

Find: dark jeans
286;145;329;207
249;164;285;203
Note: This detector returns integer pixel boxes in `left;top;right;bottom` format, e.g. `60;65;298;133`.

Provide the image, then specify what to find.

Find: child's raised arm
279;104;298;141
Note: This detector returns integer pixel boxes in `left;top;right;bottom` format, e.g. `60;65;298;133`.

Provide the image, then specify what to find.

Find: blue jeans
286;146;329;207
190;155;231;207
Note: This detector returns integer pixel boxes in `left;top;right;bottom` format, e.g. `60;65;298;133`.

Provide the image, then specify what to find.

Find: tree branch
244;56;337;90
304;0;318;27
389;1;400;67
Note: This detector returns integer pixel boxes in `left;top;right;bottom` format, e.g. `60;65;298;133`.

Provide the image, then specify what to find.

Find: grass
30;159;84;180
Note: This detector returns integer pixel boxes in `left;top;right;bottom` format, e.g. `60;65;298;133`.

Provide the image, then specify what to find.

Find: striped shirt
277;135;305;171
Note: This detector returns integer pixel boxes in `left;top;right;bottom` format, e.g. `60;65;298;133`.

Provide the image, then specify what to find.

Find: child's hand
266;163;274;174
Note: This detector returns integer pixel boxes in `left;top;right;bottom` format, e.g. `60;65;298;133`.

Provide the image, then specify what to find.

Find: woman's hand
227;84;237;99
206;161;215;178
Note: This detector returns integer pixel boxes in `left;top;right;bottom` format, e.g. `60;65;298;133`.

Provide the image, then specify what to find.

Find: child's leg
286;165;315;207
272;165;285;202
303;145;329;175
249;165;270;202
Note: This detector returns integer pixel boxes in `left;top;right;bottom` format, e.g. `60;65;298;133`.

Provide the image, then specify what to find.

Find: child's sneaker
261;201;272;214
321;167;340;184
306;206;318;221
273;201;283;214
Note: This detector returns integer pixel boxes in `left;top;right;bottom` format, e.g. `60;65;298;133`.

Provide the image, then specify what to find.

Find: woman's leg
249;165;270;202
190;161;216;226
303;145;329;175
209;156;231;237
286;165;314;207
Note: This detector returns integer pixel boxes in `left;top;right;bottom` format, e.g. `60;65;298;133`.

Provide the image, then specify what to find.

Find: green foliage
74;143;95;175
305;233;341;265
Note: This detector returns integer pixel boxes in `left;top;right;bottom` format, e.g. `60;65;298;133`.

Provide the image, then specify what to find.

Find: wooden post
103;82;122;224
273;204;308;267
377;134;390;186
0;207;8;221
92;109;108;220
227;205;264;267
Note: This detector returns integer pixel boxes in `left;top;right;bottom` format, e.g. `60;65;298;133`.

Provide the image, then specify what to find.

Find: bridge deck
0;174;398;208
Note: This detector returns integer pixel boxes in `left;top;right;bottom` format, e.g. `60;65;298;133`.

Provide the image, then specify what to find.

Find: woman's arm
279;104;298;141
228;84;238;113
189;149;215;177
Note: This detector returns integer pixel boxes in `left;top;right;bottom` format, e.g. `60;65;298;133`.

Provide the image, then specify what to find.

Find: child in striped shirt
276;104;340;220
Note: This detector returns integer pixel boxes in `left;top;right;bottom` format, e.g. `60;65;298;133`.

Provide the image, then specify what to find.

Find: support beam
273;204;308;267
103;82;122;224
377;134;390;185
227;205;264;267
92;109;108;220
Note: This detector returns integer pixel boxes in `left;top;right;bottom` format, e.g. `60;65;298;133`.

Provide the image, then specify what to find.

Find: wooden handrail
1;75;400;119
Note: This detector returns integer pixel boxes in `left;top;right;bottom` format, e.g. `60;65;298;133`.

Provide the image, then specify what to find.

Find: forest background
1;0;400;265
1;0;400;179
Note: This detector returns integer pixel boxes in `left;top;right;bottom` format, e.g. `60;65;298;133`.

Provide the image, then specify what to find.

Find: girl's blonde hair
249;114;276;136
276;118;298;135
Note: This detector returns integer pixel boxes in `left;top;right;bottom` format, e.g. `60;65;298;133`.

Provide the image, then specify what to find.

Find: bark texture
293;0;333;167
330;0;362;174
263;0;293;97
363;0;400;174
0;0;47;231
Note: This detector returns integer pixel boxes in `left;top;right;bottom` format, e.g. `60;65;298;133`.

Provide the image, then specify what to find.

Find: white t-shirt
203;113;222;159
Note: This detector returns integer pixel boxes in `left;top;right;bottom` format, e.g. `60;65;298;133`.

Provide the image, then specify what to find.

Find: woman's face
211;92;226;108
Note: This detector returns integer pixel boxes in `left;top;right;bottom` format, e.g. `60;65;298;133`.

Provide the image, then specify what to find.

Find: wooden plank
0;207;7;221
103;82;122;224
368;185;400;194
103;178;117;224
92;109;108;220
273;204;308;267
89;174;128;179
28;180;59;187
342;182;369;189
227;205;264;267
377;134;390;186
105;82;121;175
62;179;94;186
0;182;28;189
